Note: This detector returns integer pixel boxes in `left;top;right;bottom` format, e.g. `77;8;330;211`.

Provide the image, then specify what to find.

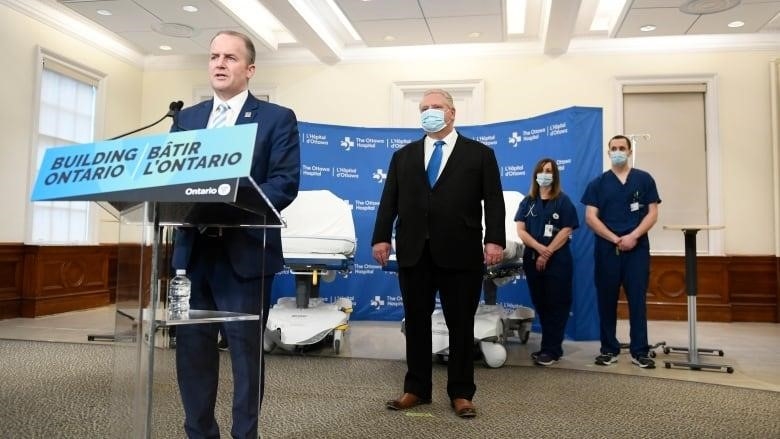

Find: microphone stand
108;101;184;140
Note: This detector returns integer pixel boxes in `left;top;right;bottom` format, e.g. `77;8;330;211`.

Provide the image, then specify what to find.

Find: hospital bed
387;191;535;368
264;190;355;354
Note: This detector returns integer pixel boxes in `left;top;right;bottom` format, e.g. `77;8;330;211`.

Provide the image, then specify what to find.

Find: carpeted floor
0;339;778;438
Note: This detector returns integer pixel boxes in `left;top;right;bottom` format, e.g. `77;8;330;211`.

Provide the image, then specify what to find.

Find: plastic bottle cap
176;269;186;275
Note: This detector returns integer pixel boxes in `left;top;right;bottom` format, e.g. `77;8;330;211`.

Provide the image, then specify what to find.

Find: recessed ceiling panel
631;1;687;7
118;30;207;55
62;0;159;32
335;0;423;22
132;0;240;29
351;19;433;46
616;7;698;37
688;2;780;34
419;0;502;18
427;15;504;44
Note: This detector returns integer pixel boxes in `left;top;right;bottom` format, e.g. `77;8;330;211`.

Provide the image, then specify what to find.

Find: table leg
663;229;733;373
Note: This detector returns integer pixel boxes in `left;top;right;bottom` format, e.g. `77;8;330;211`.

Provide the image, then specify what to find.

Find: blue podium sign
31;124;257;202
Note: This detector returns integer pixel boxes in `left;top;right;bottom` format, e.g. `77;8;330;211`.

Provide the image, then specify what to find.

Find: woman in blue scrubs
580;135;661;369
514;158;579;366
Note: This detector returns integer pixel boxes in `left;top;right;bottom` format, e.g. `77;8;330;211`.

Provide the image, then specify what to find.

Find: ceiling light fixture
96;9;112;16
727;20;745;28
383;35;395;42
468;32;481;39
182;5;198;13
159;45;173;51
590;0;628;32
679;0;741;15
506;0;527;34
151;22;195;38
640;25;656;32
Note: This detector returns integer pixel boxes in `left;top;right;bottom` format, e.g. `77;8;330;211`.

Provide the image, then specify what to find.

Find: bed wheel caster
520;330;530;344
480;341;507;368
333;329;344;354
263;331;276;353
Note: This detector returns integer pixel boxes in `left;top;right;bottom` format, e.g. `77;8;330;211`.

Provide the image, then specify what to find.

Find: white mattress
501;191;525;260
280;190;357;256
482;191;525;261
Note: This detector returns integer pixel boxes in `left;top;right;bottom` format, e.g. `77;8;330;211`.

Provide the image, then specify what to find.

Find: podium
662;225;733;374
29;125;283;437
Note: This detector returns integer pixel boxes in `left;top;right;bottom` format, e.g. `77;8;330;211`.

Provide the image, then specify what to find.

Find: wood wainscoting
1;244;778;322
0;244;26;319
0;243;118;319
617;255;779;323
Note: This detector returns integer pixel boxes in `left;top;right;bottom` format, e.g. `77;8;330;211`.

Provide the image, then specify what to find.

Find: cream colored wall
0;5;143;243
2;0;776;255
142;50;779;255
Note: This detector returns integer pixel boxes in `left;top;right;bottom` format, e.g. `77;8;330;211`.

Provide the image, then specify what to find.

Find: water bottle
168;269;191;318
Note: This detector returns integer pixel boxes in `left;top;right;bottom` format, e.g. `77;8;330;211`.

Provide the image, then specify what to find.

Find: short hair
422;89;455;109
211;30;256;64
608;134;632;150
528;157;562;199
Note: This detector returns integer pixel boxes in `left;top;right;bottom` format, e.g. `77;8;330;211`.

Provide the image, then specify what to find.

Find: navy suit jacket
372;133;505;270
171;93;300;277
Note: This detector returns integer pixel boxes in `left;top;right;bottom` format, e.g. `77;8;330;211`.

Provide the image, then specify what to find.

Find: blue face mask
610;150;628;166
421;109;446;133
536;172;553;187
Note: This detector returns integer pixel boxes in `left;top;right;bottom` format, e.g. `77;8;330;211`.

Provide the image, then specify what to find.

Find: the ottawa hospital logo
372;168;387;184
508;131;522;147
340;136;354;151
370;296;385;309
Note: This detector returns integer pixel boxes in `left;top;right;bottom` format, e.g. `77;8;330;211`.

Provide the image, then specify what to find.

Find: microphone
166;100;184;117
108;100;184;140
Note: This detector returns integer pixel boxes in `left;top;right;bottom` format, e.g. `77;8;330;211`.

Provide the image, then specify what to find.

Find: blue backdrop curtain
270;106;603;341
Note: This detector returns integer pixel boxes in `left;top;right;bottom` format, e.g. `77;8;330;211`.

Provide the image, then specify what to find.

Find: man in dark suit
171;30;300;439
372;89;505;419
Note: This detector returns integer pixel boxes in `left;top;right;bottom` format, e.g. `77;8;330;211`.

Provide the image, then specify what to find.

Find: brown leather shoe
385;393;431;410
451;398;477;418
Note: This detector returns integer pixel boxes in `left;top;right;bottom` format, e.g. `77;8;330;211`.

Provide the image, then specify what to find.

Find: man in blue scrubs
581;135;661;368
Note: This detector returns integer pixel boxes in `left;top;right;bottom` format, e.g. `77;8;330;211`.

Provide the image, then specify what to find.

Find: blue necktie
210;103;229;128
427;140;445;186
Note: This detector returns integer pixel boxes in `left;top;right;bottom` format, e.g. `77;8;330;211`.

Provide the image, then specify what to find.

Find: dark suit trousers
398;242;482;401
175;235;273;439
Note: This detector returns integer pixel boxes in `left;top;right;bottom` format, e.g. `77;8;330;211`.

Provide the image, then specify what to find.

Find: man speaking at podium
170;30;300;439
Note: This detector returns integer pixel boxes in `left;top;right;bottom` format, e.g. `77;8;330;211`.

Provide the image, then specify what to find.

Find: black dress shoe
386;393;431;410
451;398;477;418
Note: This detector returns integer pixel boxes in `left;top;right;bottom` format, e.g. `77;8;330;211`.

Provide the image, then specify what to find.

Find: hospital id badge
630;202;640;212
544;224;554;237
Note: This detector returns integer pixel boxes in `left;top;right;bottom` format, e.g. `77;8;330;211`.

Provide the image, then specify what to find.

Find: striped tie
427;140;445;186
210;103;229;128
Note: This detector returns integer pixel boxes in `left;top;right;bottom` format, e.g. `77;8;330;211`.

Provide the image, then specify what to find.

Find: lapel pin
244;112;252;118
